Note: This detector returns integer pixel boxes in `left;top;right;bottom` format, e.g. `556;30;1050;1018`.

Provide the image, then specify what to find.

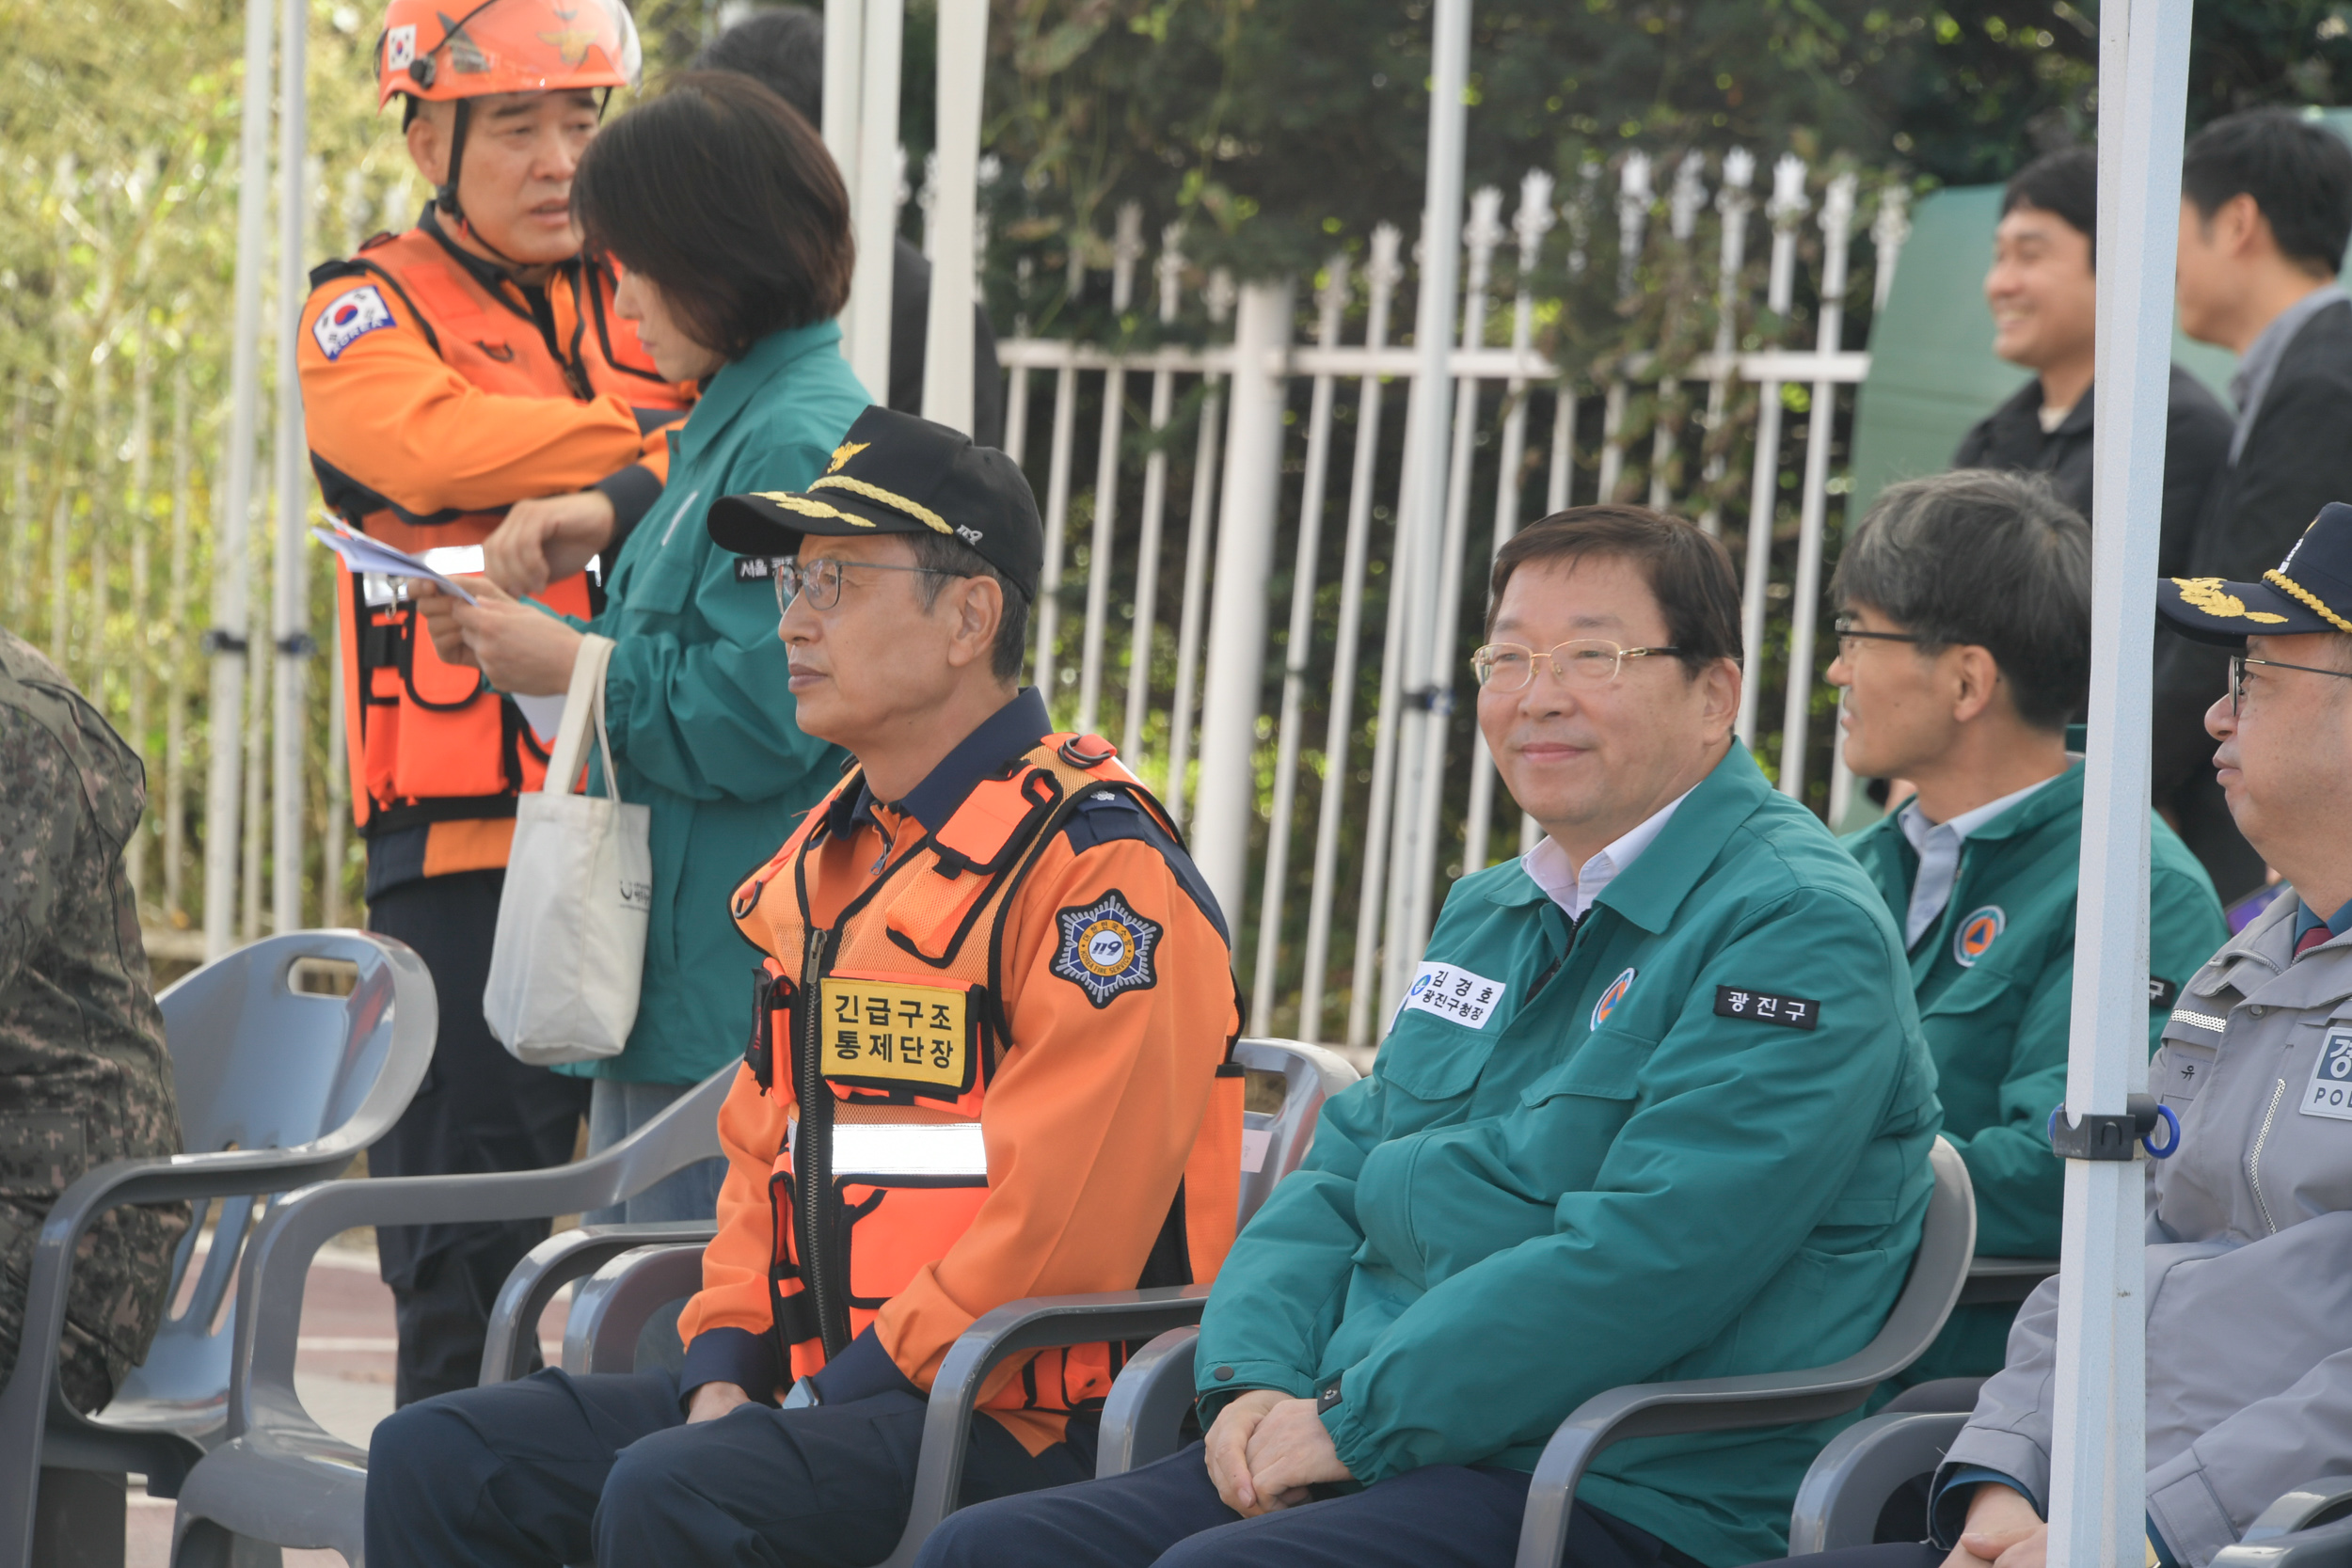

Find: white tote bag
485;634;653;1066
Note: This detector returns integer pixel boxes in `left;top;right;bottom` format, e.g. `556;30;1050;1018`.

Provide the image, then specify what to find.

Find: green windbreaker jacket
1842;761;2224;1384
563;320;867;1084
1193;743;1944;1566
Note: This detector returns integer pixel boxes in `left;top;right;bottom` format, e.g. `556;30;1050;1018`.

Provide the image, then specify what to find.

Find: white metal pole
164;370;192;922
1252;258;1350;1032
2049;1;2188;1562
1776;172;1854;800
823;0;864;367
204;0;273;961
272;15;310;935
848;0;903;404
1077;204;1143;735
1302;225;1402;1046
1463;172;1552;875
1379;0;1472;1017
920;0;985;435
1120;230;1187;766
1164;270;1233;826
1736;155;1808;749
127;336;154;905
1190;279;1295;928
1401;188;1504;965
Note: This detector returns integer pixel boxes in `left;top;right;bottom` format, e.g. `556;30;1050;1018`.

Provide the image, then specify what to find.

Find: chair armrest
564;1243;714;1376
1958;1257;2058;1307
482;1223;718;1386
227;1067;732;1440
1787;1411;1970;1554
2217;1515;2352;1568
2244;1481;2352;1544
1512;1359;1913;1568
1096;1327;1201;1480
877;1285;1213;1568
0;1142;373;1558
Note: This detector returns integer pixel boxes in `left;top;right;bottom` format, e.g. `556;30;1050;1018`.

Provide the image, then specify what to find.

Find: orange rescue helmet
373;0;642;111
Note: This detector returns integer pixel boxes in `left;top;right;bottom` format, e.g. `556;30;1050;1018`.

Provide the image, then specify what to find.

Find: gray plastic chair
167;1064;736;1568
0;929;437;1568
1786;1410;1970;1553
1089;1136;1977;1568
2211;1480;2352;1568
535;1038;1359;1568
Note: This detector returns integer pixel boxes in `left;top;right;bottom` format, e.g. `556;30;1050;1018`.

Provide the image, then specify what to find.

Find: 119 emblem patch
1052;890;1163;1008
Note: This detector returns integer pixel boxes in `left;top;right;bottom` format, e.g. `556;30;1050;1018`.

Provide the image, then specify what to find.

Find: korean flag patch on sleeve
312;284;395;362
1051;890;1163;1008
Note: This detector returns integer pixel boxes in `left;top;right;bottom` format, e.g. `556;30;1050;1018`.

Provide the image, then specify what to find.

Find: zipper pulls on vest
794;925;853;1358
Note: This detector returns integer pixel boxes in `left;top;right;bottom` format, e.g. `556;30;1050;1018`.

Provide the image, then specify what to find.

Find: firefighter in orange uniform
298;0;692;1404
360;407;1244;1568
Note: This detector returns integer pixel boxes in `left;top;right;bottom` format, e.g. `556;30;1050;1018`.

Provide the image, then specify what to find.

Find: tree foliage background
2;0;2348;980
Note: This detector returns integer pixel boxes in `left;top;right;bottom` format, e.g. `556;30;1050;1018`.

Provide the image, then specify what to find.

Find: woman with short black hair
415;70;869;1218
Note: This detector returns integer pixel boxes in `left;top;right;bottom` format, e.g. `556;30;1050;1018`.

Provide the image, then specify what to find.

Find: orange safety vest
310;226;693;842
729;734;1245;1415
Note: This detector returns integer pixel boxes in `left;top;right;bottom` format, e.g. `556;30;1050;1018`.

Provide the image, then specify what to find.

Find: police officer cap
2159;500;2352;647
707;406;1044;600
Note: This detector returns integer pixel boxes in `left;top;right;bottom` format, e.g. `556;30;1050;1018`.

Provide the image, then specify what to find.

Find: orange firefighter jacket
676;689;1243;1453
296;206;692;882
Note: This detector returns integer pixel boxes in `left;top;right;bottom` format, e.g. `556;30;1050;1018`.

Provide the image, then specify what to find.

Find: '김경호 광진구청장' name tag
1396;961;1508;1030
820;977;970;1094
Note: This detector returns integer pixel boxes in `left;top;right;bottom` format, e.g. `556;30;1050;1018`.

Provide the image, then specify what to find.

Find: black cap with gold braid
2158;501;2352;648
706;405;1044;599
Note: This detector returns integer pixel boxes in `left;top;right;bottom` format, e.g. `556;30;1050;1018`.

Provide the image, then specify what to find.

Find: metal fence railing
993;146;1911;1047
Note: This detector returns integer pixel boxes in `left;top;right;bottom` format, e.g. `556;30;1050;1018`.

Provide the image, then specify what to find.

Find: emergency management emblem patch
1051;891;1162;1008
1591;968;1637;1032
1953;905;2006;968
312;285;394;361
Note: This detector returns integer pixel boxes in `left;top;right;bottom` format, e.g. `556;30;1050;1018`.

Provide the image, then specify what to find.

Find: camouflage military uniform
0;626;186;1415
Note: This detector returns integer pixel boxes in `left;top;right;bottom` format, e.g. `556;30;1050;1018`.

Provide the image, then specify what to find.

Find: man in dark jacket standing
2156;109;2352;902
1952;148;2230;577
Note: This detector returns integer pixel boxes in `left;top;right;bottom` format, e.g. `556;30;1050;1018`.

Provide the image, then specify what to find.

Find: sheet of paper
309;516;479;605
514;691;565;745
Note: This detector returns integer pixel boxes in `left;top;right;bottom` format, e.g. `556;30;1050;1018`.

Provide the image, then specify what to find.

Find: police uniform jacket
1193;742;1944;1567
558;321;866;1085
0;628;187;1415
1843;762;2225;1384
1937;895;2352;1566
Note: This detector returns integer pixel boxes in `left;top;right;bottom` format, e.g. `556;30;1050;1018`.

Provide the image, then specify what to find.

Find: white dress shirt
1521;788;1693;923
1895;772;2064;947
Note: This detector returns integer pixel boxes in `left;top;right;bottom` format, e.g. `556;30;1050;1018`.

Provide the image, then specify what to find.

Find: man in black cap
360;406;1244;1568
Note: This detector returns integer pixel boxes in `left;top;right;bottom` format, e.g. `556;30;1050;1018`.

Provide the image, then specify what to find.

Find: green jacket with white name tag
1842;762;2224;1385
1194;743;1943;1567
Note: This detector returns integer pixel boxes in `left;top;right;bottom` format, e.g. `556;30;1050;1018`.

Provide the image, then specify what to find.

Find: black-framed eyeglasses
1470;640;1683;691
2229;653;2352;715
1831;617;1930;657
773;558;966;616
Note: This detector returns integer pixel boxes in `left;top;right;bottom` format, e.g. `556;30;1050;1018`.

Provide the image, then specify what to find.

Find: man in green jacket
1832;470;2225;1393
914;505;1943;1568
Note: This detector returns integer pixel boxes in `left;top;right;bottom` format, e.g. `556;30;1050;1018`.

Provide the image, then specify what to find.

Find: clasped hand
1943;1482;2047;1568
1202;1389;1354;1518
